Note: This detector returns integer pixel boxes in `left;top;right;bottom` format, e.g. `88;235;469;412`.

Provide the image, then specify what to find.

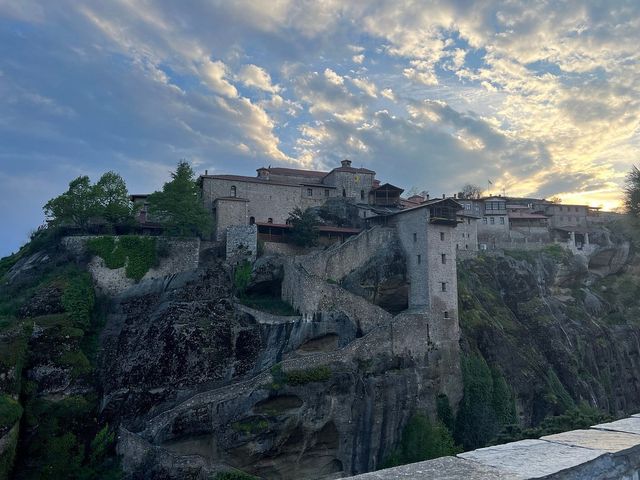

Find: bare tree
458;183;482;199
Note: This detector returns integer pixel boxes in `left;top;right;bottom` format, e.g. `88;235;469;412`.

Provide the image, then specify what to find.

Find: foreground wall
349;414;640;480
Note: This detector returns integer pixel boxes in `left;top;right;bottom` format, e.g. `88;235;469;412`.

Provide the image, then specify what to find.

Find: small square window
441;282;447;292
441;253;446;264
500;217;505;224
483;218;487;224
417;254;421;264
307;188;313;196
324;189;330;197
444;311;449;319
490;217;495;224
440;232;445;241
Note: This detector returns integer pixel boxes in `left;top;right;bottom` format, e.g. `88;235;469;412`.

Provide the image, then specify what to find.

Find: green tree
383;414;458;468
624;165;640;217
44;176;97;229
147;161;212;237
94;171;134;226
287;207;319;247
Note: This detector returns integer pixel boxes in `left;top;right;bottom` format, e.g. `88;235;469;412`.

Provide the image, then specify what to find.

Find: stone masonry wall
225;225;257;263
61;236;200;296
281;260;392;335
349;414;640;480
300;226;397;281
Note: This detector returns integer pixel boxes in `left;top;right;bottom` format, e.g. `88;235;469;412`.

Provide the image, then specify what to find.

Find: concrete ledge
347;414;640;479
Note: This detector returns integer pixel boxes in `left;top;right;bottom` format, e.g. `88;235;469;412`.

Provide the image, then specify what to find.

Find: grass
238;293;297;316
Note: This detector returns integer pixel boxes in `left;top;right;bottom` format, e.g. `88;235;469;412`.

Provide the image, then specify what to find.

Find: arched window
267;218;273;224
230;185;237;197
249;216;255;225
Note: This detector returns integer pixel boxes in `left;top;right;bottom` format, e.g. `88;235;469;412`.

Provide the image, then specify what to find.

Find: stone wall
281;260;392;335
348;414;640;480
61;236;200;296
300;226;397;281
261;241;310;257
454;216;478;253
226;225;257;263
213;197;248;241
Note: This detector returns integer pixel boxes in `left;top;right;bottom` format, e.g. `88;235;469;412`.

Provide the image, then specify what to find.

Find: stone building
199;159;403;241
379;198;462;322
477;196;510;246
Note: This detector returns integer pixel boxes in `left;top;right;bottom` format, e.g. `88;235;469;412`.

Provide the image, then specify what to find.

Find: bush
234;261;252;295
382;414;459;468
0;394;22;431
61;273;95;328
232;418;268;435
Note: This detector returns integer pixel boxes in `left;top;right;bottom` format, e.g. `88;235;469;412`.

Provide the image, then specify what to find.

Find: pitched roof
267;167;328;178
331;166;376;174
201;174;302;188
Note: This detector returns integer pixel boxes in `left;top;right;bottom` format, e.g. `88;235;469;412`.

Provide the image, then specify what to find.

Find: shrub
234;261;252;295
61;273;95;328
58;350;92;378
382;414;459;468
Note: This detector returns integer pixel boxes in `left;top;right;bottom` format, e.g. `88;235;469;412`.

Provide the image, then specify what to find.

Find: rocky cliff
2;224;640;479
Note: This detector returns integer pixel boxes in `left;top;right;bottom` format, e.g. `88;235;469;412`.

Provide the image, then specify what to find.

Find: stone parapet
348;414;640;479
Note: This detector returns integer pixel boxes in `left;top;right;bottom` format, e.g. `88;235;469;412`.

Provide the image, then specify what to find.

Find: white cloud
200;59;238;98
237;64;280;93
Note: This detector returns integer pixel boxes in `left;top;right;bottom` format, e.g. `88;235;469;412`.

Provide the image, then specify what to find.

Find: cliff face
458;245;640;427
4;228;640;479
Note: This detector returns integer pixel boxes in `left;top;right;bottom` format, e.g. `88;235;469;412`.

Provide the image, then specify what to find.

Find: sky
1;1;639;257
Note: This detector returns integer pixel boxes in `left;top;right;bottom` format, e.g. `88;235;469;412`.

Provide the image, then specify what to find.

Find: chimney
205;169;208;175
442;193;445;199
256;167;270;180
453;193;457;199
341;159;352;168
426;194;430;199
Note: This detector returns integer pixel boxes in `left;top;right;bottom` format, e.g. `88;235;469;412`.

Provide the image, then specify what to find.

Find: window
456;244;459;249
444;311;449;319
465;244;468;249
307;188;313;197
413;233;417;242
342;188;346;197
440;232;445;241
324;189;330;197
230;185;237;197
417;254;421;264
267;218;273;224
441;282;447;292
483;218;487;224
249;216;255;225
360;189;365;200
490;217;495;224
467;218;471;224
441;253;446;264
500;217;505;224
465;204;471;210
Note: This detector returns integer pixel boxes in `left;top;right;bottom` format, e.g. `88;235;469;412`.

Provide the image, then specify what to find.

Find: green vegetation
44;171;134;229
382;414;459;468
232;418;269;435
213;471;258;480
270;364;331;389
454;354;516;451
234;261;252;295
0;394;23;431
287;207;319;247
436;394;454;433
237;293;297;316
148;160;212;237
0;423;19;480
87;235;158;281
61;272;95;327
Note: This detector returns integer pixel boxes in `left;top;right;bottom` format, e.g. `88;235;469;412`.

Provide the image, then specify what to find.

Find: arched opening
230;185;237;197
249;216;255;225
267;218;273;224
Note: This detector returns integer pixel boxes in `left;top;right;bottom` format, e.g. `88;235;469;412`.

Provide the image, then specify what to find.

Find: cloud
237;64;280;93
201;59;238;98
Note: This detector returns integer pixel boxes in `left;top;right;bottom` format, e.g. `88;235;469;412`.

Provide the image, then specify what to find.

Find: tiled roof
201;174;302;188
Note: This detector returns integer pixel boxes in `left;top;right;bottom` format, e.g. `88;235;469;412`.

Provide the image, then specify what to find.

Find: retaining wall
349;414;640;480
